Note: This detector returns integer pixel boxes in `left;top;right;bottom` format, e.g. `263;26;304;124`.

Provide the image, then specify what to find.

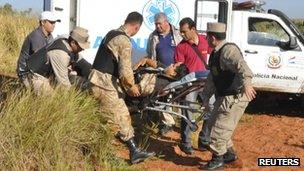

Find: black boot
126;138;155;164
198;141;209;151
202;154;224;170
178;143;194;155
223;147;238;163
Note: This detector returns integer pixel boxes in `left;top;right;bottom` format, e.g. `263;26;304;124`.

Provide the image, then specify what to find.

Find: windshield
268;9;304;46
248;18;290;46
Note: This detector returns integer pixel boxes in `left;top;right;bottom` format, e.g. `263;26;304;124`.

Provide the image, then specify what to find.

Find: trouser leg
91;85;155;164
198;95;215;145
209;95;249;155
31;73;53;95
180;91;198;146
19;75;31;89
198;116;211;145
91;85;134;142
161;107;175;126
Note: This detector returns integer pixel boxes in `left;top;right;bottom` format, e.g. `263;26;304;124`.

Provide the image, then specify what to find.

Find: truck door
43;0;76;37
242;13;304;93
194;0;233;38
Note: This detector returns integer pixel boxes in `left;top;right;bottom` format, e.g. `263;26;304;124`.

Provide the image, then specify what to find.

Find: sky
0;0;303;19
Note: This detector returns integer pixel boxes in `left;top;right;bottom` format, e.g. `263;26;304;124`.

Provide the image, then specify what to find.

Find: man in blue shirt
146;12;183;135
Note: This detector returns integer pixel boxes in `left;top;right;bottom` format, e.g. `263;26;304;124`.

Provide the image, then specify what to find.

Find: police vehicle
44;0;304;97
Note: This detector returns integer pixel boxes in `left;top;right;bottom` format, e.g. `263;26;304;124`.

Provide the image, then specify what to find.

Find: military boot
202;154;224;170
223;147;238;163
126;138;155;164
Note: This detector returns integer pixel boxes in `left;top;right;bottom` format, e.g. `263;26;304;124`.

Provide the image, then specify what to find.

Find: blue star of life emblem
142;0;180;31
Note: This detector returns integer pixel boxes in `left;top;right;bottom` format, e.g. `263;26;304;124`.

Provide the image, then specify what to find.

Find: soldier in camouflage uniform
88;12;155;164
200;22;256;170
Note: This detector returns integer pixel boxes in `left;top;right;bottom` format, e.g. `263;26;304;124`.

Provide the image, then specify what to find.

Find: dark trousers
198;115;211;145
180;91;198;146
198;95;215;146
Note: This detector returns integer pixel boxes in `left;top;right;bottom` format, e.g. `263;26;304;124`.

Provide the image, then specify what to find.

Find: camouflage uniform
89;26;136;141
201;41;253;155
138;73;157;96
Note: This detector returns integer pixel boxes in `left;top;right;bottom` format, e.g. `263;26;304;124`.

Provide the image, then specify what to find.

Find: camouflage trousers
91;85;134;142
139;73;175;126
207;93;249;155
20;73;54;95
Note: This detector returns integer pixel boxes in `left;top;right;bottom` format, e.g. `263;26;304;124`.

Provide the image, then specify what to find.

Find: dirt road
118;102;304;171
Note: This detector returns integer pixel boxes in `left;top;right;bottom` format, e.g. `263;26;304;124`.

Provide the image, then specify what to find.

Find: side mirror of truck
276;36;299;50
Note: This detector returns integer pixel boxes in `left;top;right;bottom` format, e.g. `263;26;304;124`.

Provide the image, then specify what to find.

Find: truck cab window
248;17;289;46
195;0;228;33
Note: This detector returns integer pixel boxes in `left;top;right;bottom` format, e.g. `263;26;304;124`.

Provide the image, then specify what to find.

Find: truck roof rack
233;0;265;12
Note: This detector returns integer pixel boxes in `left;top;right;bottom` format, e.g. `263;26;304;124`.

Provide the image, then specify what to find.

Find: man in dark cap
200;22;256;170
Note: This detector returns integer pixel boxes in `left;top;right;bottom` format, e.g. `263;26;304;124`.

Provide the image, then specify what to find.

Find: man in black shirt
17;11;60;86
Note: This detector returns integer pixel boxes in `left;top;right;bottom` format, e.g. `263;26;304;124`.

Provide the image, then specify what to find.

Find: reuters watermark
258;158;300;166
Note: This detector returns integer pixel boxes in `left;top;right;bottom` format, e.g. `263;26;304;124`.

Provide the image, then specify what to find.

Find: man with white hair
146;12;183;135
17;11;60;86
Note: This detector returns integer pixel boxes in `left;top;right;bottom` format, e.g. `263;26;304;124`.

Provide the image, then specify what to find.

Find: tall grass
0;9;134;170
0;7;302;170
0;11;36;75
0;84;129;170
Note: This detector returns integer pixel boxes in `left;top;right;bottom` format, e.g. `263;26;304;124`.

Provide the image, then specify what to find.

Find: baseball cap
40;11;61;22
70;27;90;49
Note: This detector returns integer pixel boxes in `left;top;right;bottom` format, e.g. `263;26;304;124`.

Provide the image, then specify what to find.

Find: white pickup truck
45;0;304;96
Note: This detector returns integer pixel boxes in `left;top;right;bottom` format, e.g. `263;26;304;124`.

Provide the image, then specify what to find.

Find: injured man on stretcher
130;58;209;131
132;57;209;96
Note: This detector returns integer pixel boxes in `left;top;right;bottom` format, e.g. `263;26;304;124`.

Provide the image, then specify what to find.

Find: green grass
0;85;131;170
0;10;135;170
0;7;302;170
0;12;36;75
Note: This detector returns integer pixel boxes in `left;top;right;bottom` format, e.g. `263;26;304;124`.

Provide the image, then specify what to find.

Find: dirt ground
117;100;304;171
1;75;303;170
